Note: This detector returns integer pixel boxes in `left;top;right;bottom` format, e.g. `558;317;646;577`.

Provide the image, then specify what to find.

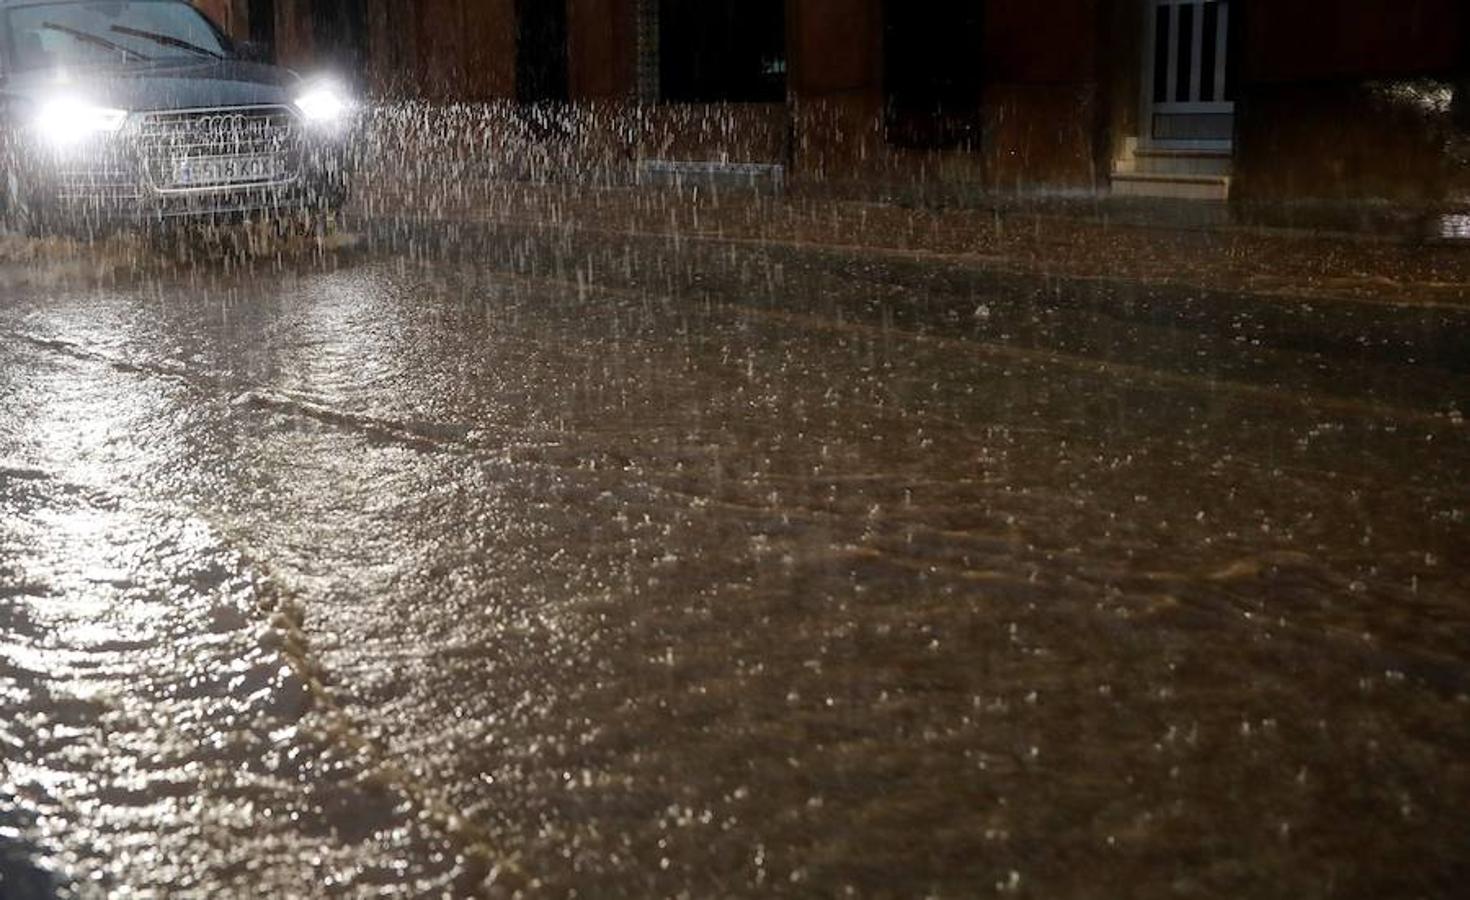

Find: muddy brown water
2;238;1468;898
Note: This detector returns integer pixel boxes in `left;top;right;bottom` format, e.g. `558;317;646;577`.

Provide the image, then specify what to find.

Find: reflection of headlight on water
32;97;129;147
294;84;354;125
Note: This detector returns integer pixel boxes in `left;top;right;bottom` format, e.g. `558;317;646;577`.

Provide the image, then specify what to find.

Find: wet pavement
2;231;1469;898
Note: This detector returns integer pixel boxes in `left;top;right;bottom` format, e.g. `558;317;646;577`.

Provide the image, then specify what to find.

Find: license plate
171;154;284;188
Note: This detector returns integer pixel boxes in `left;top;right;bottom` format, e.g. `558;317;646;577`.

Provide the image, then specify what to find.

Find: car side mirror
237;40;273;64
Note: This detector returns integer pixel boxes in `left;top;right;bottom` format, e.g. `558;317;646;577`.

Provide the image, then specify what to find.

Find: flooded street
2;233;1468;898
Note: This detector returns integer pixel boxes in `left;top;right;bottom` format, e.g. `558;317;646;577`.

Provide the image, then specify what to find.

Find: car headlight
32;98;129;146
294;84;353;124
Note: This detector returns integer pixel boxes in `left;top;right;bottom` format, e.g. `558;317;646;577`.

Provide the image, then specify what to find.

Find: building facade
196;1;1469;209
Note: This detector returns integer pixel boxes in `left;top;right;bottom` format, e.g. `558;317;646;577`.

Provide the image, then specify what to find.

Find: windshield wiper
109;25;223;60
39;22;151;61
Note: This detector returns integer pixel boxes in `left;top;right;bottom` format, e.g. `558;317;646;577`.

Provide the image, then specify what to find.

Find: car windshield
5;0;229;71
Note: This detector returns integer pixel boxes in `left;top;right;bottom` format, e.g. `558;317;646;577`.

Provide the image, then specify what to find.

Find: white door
1143;0;1233;148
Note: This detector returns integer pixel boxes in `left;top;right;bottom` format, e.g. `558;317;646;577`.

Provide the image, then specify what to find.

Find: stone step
1132;146;1234;176
1110;171;1231;201
637;159;786;192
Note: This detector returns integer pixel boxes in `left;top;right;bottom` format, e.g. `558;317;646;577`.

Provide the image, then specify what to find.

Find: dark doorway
883;0;984;149
659;0;786;104
517;0;570;104
311;0;368;80
247;0;275;53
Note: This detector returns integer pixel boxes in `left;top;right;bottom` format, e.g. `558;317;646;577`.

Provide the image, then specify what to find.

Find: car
0;0;356;235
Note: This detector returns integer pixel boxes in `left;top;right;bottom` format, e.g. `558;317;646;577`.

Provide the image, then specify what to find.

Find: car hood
3;59;301;112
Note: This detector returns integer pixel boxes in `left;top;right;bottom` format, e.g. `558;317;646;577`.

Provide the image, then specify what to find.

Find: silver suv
0;0;356;233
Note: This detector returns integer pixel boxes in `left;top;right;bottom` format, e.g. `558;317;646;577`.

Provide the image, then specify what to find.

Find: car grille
136;106;303;192
55;159;143;203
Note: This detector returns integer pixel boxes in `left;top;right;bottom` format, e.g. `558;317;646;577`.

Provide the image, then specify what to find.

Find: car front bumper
12;106;353;230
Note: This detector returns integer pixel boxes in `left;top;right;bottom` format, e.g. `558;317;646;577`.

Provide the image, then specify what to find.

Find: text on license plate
171;155;285;187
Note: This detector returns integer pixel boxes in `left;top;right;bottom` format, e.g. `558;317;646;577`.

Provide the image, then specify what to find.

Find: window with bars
882;0;984;149
516;0;569;103
1152;0;1232;106
1149;0;1233;143
248;0;274;49
657;0;786;104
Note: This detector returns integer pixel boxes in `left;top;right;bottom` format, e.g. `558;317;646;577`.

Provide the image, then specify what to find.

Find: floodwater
1;233;1468;899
